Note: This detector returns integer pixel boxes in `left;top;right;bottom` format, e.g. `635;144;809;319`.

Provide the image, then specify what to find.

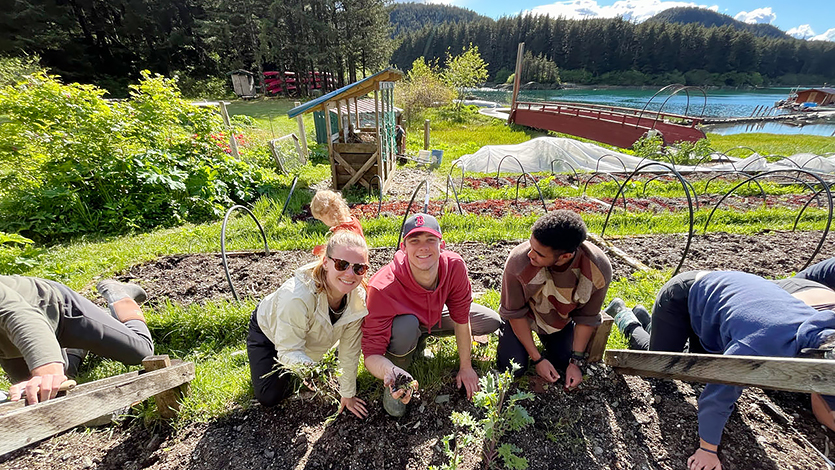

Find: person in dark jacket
612;266;835;470
1;276;153;404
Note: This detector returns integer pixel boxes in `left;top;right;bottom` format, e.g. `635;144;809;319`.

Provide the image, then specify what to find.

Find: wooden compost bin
332;141;381;189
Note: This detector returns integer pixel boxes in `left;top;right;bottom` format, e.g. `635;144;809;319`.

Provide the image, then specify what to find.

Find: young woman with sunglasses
246;230;371;418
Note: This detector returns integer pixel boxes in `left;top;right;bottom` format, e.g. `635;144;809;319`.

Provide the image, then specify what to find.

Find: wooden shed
795;87;835;106
288;68;404;191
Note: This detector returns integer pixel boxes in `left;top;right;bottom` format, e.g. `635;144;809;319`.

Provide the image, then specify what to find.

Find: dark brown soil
121;240;631;306
3;234;835;469
2;367;830;470
611;230;835;277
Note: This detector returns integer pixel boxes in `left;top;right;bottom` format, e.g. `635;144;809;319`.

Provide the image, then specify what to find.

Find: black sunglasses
328;256;369;276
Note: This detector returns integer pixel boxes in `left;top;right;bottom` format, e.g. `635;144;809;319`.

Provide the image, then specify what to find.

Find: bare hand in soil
385;368;417;404
338;396;368;419
687;447;722;470
564;362;583;390
456;366;479;399
534;358;560;383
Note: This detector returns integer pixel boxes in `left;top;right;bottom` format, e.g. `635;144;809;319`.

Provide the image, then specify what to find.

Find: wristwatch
569;351;588;370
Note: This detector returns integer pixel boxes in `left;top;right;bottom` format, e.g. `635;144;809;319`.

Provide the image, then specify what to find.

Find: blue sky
398;0;835;41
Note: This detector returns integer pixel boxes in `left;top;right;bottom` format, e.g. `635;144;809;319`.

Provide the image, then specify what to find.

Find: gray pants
386;303;501;368
0;281;154;383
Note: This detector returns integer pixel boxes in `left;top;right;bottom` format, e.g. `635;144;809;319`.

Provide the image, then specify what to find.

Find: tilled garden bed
3;233;834;470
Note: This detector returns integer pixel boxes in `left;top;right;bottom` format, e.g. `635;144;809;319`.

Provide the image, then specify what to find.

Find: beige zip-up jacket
256;262;368;398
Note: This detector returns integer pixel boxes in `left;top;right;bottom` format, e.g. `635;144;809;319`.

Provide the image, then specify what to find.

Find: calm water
466;87;835;136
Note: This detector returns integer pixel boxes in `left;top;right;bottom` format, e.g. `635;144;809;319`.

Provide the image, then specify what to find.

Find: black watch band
569;356;587;369
531;355;546;365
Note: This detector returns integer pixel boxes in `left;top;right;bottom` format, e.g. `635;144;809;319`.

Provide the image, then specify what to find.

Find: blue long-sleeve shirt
687;271;835;445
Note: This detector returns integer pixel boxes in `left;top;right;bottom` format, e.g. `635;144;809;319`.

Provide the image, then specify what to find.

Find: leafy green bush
433;362;535;470
175;73;235;100
0;71;273;240
0;231;41;274
0;55;43;87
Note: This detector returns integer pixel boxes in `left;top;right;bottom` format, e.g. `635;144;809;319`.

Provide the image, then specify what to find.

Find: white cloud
810;28;835;42
733;7;775;24
527;0;718;23
787;24;815;39
391;0;455;4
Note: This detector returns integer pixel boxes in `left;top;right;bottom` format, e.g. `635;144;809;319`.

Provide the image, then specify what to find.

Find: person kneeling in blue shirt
612;268;835;470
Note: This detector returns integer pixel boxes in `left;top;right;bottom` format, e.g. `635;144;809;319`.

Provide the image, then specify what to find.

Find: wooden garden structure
0;355;194;455
288;68;403;191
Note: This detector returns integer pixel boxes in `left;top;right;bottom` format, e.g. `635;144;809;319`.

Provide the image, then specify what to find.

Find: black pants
496;320;575;377
246;309;297;407
0;281;154;383
627;271;707;353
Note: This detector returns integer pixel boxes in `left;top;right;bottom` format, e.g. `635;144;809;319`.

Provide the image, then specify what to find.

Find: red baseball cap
402;213;442;239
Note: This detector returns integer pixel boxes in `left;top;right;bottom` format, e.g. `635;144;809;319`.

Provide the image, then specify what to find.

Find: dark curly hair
531;210;587;253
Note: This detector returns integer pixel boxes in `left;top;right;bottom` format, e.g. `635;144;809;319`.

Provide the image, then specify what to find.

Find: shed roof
287;68;403;118
333;98;401;115
797;87;835;95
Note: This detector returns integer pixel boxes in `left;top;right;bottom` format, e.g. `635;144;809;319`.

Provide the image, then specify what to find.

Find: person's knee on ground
607;297;641;336
496;321;529;377
387;314;421;370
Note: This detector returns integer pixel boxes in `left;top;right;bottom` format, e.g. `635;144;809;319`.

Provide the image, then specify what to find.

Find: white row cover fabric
452;137;835;175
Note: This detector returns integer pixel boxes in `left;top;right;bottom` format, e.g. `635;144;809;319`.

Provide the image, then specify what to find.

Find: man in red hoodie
362;213;501;416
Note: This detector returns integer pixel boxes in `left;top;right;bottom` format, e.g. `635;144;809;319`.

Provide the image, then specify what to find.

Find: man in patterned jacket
497;210;612;389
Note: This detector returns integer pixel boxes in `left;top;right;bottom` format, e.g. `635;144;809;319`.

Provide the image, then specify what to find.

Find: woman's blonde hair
312;230;369;295
310;189;352;227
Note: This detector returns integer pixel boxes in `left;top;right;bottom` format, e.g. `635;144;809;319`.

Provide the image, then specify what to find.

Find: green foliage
443;44;489;106
0;71;273;241
0;55;43;87
396;57;455;125
175;73;235;100
392;12;835;85
521;52;560;84
0;231;40;274
436;362;535;469
283;349;342;406
493;68;513;84
632;135;712;166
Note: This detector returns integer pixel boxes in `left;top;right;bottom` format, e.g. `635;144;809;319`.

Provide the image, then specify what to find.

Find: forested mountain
0;0;393;95
389;3;487;36
391;14;835;85
2;1;833;92
648;7;789;39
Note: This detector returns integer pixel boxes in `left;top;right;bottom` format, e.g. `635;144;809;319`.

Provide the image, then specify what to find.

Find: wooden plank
586;313;613;363
333;143;378;153
332;151;369;189
0;361;195;456
294;101;308;158
0;380;76;416
587;233;651;272
604;349;835;395
344;151;379;189
1;373;139;417
375;88;382;180
142;355;188;419
424;119;430;150
325;100;336;188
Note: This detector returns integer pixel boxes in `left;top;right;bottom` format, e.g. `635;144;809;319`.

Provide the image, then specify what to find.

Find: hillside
649;7;790;39
389;2;489;36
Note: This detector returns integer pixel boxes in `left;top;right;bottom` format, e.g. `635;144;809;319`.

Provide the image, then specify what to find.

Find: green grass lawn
3;98;835;423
